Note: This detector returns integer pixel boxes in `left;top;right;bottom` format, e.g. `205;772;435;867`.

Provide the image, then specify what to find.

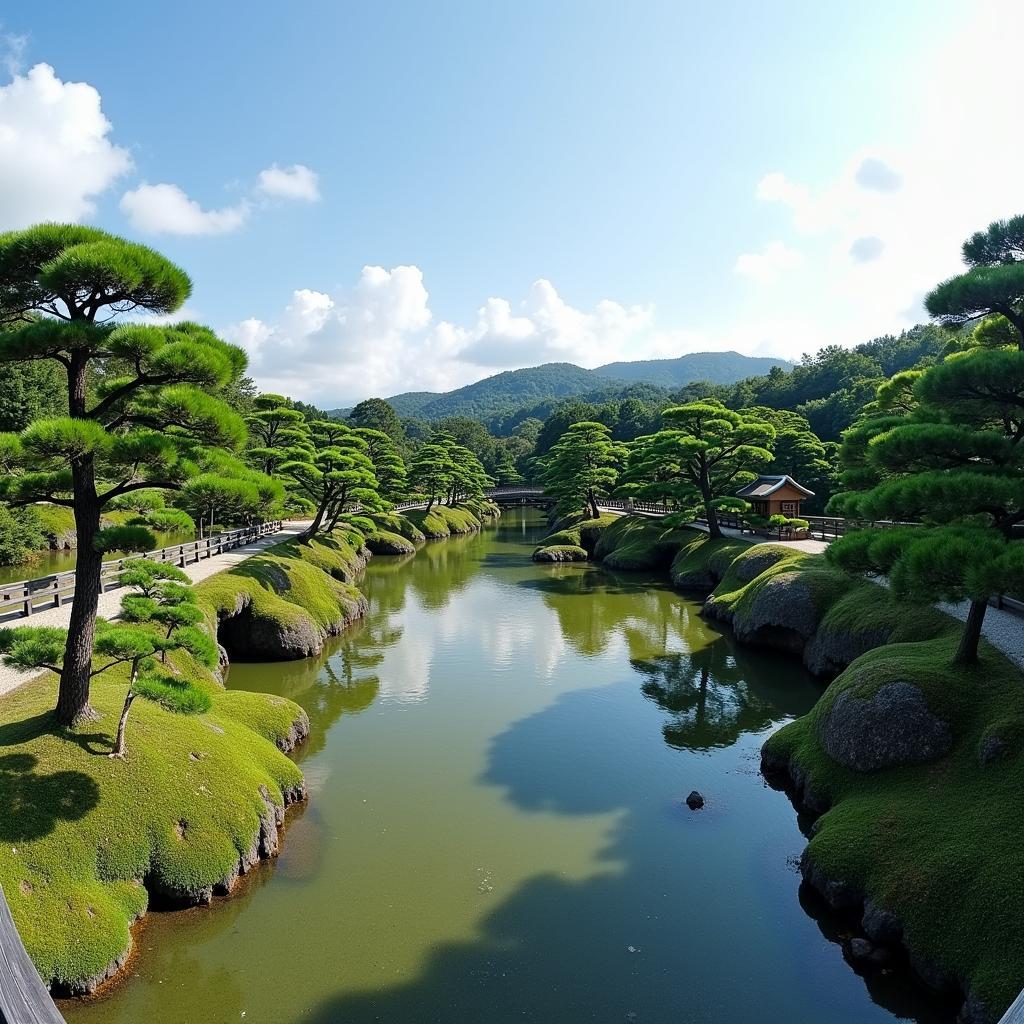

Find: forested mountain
333;351;791;422
593;350;790;386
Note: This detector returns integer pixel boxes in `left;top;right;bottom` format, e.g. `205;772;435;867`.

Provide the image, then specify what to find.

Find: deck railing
0;521;282;621
0;884;66;1023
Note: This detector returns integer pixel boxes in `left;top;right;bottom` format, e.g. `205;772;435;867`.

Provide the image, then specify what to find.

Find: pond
63;508;950;1024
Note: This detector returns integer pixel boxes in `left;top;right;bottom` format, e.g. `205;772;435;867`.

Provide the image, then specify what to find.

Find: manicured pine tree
279;421;381;537
445;443;493;505
540;421;626;518
246;394;309;474
926;213;1024;349
0;224;249;726
407;443;457;512
617;402;775;538
352;427;407;503
828;344;1024;664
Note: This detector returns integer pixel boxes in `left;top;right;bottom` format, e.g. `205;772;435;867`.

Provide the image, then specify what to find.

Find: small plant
0;560;216;757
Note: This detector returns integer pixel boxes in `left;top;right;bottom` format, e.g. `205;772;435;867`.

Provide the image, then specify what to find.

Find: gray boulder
729;571;821;654
803;624;892;678
818;682;952;773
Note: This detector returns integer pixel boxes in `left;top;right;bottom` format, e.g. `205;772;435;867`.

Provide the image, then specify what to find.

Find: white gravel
0;522;310;698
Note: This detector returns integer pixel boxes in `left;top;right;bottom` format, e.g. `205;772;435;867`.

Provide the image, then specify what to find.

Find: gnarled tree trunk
954;598;987;665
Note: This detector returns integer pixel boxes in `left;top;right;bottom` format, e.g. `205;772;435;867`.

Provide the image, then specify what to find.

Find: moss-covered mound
364;529;416;555
0;655;306;994
404;503;487;539
762;634;1024;1021
592;516;698;571
669;532;751;590
532;511;620;561
196;531;369;660
370;512;426;543
532;544;588;562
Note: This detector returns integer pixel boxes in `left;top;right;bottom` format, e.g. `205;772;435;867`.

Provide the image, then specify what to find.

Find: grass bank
677;529;1024;1022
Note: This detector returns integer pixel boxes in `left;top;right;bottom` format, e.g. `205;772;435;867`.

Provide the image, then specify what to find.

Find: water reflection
64;509;954;1024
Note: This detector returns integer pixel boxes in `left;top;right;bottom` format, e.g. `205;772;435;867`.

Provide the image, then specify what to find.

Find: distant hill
329;351;790;422
593;350;791;387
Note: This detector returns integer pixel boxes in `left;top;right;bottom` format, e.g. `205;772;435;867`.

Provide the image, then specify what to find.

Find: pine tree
0;225;248;725
540;421;625;518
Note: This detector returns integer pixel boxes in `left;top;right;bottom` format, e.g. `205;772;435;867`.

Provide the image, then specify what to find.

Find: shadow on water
301;668;954;1024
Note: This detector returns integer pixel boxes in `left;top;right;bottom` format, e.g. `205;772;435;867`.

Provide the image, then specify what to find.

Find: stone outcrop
817;682;952;772
533;545;588;562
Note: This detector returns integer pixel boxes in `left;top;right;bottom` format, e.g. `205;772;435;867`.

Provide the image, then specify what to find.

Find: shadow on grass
0;751;99;841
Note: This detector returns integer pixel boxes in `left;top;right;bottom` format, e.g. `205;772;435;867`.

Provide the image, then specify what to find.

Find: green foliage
540;420;625;517
0;224;262;722
618;401;774;536
346;397;406;443
829;299;1024;662
279;419;382;536
92;524;156;554
353;427;407;502
0;503;45;566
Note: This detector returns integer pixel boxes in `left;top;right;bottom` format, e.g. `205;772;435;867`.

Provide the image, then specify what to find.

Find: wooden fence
0;521;282;621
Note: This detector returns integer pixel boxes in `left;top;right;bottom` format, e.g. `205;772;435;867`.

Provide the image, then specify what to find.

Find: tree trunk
56;465;102;726
306;497;329;538
704;502;722;539
954;598;987;665
588;490;599;519
111;690;136;758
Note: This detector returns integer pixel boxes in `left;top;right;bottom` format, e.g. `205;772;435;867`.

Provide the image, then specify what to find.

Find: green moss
591;515;693;570
364;529;416;555
668;531;751;589
0;655;305;990
405;503;484;539
817;582;953;648
370;513;426;543
766;631;1024;1014
535;511;620;555
196;538;365;657
33;504;76;546
532;544;589;562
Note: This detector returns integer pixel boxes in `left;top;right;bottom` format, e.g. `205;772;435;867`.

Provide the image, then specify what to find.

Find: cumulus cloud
120;183;250;236
734;241;803;283
256;163;320;202
0;62;132;229
225;271;688;404
122;163;321;235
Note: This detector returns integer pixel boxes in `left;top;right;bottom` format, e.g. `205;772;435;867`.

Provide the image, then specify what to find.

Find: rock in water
685;790;705;810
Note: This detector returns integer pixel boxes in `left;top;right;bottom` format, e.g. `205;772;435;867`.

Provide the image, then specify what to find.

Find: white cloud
0;62;132;229
225;271;692;404
120;182;250;236
256;163;320;202
734;241;803;283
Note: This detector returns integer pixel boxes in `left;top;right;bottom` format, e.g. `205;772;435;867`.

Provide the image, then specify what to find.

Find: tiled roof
735;474;815;498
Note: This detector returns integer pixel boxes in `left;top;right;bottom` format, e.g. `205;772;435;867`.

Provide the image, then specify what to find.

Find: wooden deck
1000;989;1024;1024
0;885;65;1024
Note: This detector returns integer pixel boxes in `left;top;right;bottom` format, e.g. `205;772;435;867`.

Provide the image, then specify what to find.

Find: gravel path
0;522;310;698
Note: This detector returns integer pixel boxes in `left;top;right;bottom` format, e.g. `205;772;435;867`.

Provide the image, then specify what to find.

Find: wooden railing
0;522;282;621
0;884;65;1023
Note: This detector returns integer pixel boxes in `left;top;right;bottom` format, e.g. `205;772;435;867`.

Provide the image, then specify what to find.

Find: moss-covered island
0;503;497;996
532;511;1024;1023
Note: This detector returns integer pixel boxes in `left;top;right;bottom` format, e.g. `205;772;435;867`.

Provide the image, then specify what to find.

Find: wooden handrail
0;884;66;1023
0;522;282;621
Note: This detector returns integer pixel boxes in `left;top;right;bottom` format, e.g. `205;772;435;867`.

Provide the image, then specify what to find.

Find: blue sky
0;1;1017;405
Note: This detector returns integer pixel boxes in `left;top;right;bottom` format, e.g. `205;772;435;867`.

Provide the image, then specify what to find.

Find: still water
64;509;947;1024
